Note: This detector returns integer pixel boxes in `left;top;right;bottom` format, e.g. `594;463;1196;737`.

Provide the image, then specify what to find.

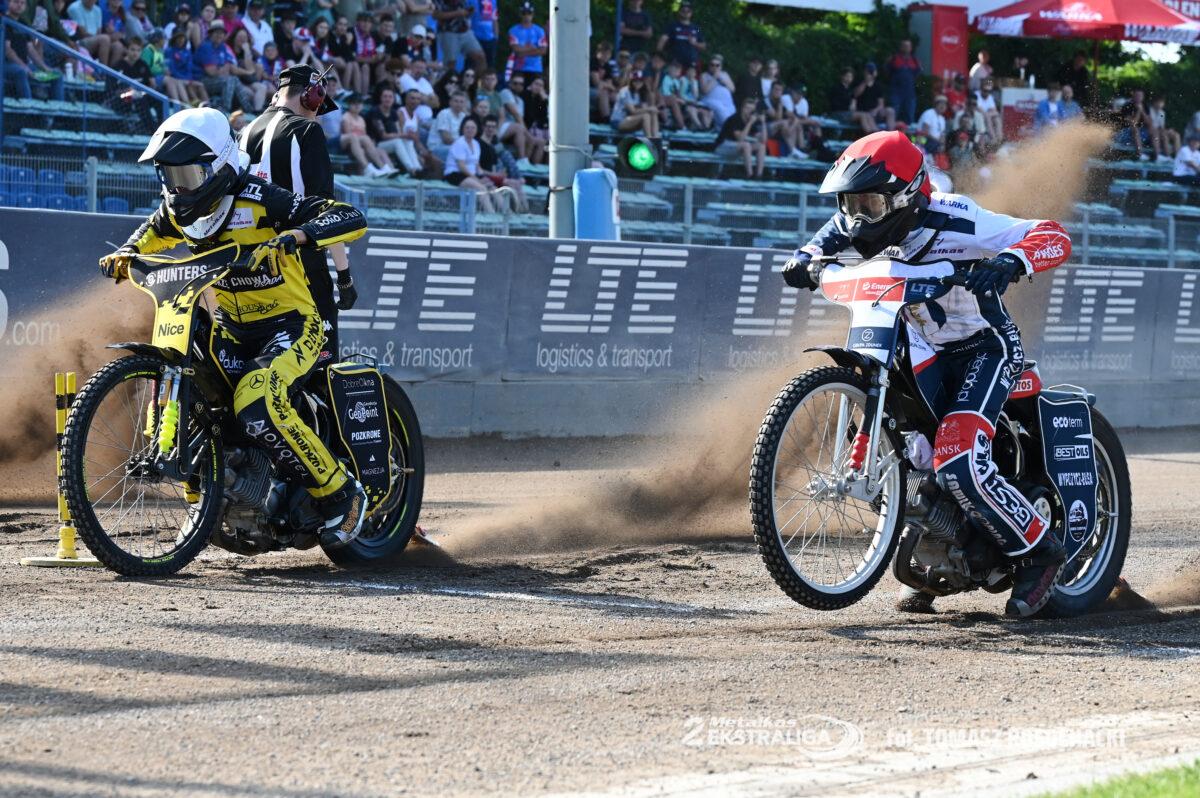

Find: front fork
141;362;199;484
841;367;894;501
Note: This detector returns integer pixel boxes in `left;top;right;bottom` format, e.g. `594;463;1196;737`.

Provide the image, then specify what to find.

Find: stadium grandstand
3;0;1200;264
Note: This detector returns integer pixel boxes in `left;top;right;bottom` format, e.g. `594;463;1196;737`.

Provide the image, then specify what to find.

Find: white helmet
140;108;250;239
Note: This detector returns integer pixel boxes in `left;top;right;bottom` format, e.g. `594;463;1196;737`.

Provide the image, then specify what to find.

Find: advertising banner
1032;265;1155;383
343;230;510;381
502;239;703;380
0;207;1187;432
698;248;843;375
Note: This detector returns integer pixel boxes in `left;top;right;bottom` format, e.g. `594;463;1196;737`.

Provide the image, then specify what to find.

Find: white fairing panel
819;258;955;365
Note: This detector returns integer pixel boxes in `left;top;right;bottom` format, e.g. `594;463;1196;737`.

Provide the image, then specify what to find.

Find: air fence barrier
0;207;1195;437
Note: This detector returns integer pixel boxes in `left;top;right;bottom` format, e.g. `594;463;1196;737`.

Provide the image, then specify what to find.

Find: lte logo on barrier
342;235;485;333
1175;272;1200;347
540;243;686;335
733;252;837;338
1043;267;1144;345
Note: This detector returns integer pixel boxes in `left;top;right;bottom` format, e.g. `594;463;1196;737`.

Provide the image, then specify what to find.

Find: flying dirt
445;122;1117;561
0;289;152;504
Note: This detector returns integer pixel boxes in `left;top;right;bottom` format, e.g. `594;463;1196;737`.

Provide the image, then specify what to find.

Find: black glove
964;253;1022;297
99;247;136;283
336;272;358;310
782;250;818;290
247;233;299;278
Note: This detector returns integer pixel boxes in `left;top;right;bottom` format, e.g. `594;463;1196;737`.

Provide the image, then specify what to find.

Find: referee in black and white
240;64;357;365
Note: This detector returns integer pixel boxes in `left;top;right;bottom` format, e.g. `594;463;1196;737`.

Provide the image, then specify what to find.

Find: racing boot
895;585;937;614
1005;534;1067;618
319;476;368;548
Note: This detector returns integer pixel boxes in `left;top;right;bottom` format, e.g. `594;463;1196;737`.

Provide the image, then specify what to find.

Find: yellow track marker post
19;372;101;568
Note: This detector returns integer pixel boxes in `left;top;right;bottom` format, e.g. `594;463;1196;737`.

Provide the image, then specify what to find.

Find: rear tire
1041;410;1131;618
61;354;224;576
322;377;425;566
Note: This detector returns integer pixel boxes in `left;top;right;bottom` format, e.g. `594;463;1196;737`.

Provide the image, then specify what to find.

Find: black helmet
819;130;932;258
139;108;249;233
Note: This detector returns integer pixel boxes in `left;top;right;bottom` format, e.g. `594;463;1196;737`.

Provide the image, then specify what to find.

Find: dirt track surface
3;431;1200;798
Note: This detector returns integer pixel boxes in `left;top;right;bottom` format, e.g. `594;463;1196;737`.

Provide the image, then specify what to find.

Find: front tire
322;377;425;566
750;366;906;610
1041;409;1131;618
61;354;224;576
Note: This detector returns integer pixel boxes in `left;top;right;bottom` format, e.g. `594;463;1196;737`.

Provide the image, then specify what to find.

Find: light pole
548;0;591;239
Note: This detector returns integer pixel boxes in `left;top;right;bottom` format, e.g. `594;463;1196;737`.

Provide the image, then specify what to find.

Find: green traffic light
627;141;657;172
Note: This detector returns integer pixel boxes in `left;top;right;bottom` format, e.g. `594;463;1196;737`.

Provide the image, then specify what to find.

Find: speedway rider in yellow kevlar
98;107;371;547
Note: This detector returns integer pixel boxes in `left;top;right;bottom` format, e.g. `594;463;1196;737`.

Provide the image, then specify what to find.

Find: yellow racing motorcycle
60;244;424;576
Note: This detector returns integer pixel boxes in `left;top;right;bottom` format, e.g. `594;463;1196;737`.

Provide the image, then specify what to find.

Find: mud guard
803;346;877;375
106;341;184;364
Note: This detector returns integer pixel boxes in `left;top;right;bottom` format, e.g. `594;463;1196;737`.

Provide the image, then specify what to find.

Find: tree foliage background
496;0;1200;125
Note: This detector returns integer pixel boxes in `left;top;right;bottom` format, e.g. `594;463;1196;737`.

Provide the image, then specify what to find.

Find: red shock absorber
848;432;870;471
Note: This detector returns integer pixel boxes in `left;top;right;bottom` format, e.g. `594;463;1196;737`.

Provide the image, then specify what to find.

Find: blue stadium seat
71;195;88;211
0;191;11;208
8;167;35;193
16;191;43;208
44;193;73;211
38;169;65;192
101;196;129;214
0;165;9;192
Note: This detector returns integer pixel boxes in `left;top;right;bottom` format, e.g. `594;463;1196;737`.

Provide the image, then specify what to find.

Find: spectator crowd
4;0;1200;189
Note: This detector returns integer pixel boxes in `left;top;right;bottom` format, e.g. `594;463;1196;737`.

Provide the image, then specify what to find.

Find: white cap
411;23;427;37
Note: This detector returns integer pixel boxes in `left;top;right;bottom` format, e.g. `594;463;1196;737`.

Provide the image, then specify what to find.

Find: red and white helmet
819;131;932;257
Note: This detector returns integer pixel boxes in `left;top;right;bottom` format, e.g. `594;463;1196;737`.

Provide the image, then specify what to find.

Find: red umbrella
976;0;1200;44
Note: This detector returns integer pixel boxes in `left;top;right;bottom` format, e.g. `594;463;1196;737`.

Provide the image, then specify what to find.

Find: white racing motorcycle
749;256;1131;616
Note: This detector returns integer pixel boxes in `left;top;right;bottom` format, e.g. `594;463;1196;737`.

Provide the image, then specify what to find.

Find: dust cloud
954;120;1111;219
0;288;152;504
1144;560;1200;609
445;124;1115;559
444;359;825;558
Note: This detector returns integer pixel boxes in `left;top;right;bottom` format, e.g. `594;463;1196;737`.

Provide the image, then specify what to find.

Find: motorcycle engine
224;446;273;508
905;470;965;543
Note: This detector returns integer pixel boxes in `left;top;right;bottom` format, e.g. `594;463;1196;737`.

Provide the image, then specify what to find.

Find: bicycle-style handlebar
807;255;1021;289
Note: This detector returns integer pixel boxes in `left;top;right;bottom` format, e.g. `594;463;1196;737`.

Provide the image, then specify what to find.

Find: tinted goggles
837;192;893;224
157;162;213;194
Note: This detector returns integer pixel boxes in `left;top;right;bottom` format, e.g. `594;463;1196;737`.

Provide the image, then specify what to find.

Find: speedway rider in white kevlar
782;131;1073;617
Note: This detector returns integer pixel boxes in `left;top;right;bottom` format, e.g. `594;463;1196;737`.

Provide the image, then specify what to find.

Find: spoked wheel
61;354;224;576
322;377;425;566
1041;410;1131;617
750;366;906;610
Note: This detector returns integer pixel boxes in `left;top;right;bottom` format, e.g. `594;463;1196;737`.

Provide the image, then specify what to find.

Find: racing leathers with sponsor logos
120;175;367;506
802;192;1072;552
798;191;1072;610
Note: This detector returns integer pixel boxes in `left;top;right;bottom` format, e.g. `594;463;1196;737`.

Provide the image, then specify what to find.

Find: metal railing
0;16;186;160
3;151;1200;267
